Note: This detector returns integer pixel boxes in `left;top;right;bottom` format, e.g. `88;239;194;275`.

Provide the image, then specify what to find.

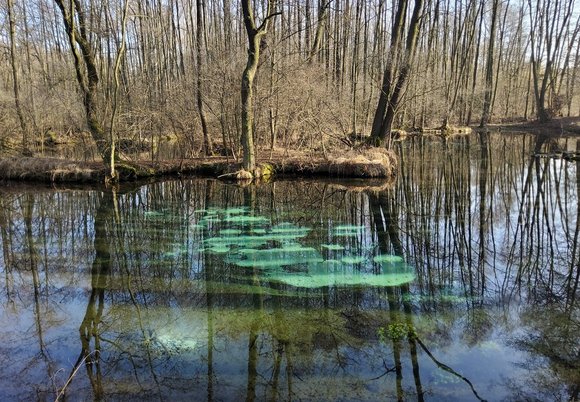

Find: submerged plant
321;244;345;251
195;207;415;289
378;322;417;343
341;255;366;264
373;254;404;263
266;269;415;288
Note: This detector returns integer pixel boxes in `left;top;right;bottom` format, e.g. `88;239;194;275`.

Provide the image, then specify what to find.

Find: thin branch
257;11;282;33
415;336;488;402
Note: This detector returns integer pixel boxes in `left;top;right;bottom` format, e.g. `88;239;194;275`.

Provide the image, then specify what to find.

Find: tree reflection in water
0;132;578;401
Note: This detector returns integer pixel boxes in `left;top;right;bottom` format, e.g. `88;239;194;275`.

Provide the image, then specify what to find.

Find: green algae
341;256;366;264
266;271;416;288
373;254;404;263
321;244;345;251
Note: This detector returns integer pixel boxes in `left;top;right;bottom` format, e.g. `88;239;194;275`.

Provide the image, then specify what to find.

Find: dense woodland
0;0;579;171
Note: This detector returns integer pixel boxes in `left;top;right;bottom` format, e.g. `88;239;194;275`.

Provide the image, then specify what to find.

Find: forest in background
0;0;579;164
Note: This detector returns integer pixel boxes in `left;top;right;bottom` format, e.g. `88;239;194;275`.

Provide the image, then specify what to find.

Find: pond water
0;132;578;401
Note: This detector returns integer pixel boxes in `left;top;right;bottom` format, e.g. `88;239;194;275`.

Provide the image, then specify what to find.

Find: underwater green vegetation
191;207;416;290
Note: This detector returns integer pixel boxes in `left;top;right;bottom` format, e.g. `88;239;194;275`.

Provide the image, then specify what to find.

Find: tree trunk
241;37;260;172
7;0;29;155
370;0;423;147
54;0;111;164
309;0;331;62
108;0;130;181
240;0;277;174
197;0;211;155
480;0;499;127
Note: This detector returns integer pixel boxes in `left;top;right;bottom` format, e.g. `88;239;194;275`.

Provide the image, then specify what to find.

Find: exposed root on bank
217;169;253;180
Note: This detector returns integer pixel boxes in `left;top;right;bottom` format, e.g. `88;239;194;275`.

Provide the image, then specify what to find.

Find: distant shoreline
490;116;580;136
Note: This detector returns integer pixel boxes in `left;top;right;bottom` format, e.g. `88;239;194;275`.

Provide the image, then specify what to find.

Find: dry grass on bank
0;146;398;184
0;157;105;182
260;147;397;179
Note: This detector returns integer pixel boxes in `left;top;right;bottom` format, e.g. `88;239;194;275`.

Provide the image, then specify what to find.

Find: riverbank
0;148;397;184
492;116;580;136
4;118;580;185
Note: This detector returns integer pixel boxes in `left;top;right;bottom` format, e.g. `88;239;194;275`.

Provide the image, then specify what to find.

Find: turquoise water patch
373;254;404;263
321;244;345;251
231;247;324;268
341;256;366;264
224;215;270;225
266;271;415;288
220;229;242;235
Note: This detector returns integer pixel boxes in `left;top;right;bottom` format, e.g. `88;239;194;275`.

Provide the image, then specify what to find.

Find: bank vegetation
0;0;579;181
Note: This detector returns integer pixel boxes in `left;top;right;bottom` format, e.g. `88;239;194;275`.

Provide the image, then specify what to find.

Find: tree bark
197;0;212;155
480;0;499;127
53;0;111;164
370;0;424;148
528;0;574;122
240;0;278;173
309;0;331;63
108;0;130;181
7;0;29;154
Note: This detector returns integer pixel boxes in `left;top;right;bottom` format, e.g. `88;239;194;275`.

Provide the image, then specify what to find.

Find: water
0;132;578;401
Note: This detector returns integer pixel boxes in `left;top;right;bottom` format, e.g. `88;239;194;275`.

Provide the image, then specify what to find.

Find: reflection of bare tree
398;133;578;307
504;134;579;304
244;184;263;402
0;195;15;302
565;139;580;309
59;191;114;400
22;194;58;395
414;335;487;401
369;189;407;400
370;188;421;400
204;180;215;402
245;296;260;402
370;185;487;401
509;305;580;400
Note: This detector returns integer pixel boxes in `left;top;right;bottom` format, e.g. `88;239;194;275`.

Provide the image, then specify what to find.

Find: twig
368;358;397;381
54;350;96;402
415;336;487;402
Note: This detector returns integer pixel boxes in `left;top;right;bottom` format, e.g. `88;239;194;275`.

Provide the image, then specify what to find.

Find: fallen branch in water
54;350;97;402
414;336;488;402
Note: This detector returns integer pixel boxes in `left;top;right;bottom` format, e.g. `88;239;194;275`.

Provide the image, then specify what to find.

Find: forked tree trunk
309;0;331;63
527;0;575;123
370;0;423;148
240;0;278;173
54;0;111;164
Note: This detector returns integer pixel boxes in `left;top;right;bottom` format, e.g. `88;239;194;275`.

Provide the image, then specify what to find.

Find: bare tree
108;0;130;180
240;0;279;175
53;0;111;163
480;0;500;127
7;0;29;154
370;0;425;147
197;0;211;155
527;0;575;122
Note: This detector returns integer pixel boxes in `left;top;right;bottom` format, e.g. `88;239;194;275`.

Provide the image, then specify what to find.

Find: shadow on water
0;132;578;401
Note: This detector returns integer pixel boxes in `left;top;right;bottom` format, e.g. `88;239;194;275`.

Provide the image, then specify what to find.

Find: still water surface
0;133;578;401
